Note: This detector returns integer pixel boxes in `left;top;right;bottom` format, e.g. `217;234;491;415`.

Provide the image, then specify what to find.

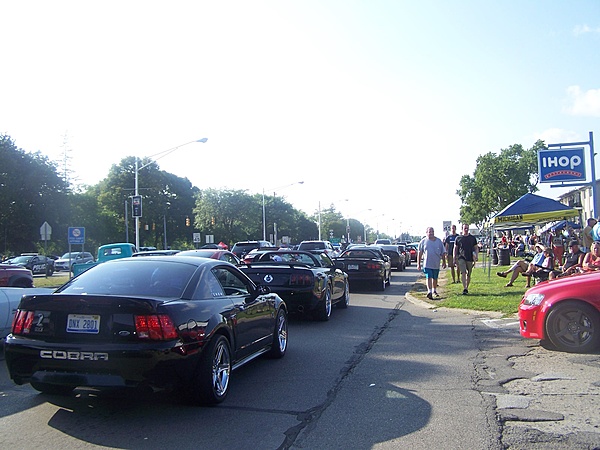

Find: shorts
447;254;454;266
457;259;474;276
423;268;440;279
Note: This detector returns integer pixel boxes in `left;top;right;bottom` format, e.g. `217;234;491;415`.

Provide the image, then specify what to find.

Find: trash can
498;247;511;266
492;248;498;265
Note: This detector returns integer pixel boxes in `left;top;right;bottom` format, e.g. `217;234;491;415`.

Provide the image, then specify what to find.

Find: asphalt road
2;266;600;449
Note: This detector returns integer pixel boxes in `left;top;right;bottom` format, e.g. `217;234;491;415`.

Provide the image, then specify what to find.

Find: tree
456;140;543;226
0;134;68;254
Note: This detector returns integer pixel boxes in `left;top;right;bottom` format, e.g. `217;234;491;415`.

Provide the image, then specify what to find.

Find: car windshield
10;256;33;264
342;250;378;259
57;260;198;298
60;252;79;259
299;243;325;250
257;252;317;266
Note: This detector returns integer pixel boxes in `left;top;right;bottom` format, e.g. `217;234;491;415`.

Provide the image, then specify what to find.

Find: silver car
54;252;95;272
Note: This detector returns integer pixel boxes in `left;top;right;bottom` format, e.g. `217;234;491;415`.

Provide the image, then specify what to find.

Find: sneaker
462;289;468;295
426;292;433;300
433;291;440;298
496;272;506;278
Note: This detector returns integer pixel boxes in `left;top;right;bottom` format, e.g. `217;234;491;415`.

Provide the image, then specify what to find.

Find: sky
2;1;600;240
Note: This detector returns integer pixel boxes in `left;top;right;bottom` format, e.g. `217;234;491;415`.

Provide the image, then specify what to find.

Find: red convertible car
519;270;600;353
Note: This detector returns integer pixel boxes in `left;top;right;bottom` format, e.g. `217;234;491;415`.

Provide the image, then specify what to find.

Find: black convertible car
239;250;349;321
5;256;288;405
334;246;392;291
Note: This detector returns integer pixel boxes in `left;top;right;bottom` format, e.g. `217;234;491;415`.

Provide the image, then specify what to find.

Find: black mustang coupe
5;256;288;405
240;250;349;321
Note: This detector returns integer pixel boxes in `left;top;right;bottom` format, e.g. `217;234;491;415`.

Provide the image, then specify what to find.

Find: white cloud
573;24;600;36
564;85;600;117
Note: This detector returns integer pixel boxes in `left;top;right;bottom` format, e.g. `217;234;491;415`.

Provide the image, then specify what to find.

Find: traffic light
185;217;190;227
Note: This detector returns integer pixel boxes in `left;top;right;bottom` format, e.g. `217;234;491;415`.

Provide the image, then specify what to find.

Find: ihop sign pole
542;131;597;219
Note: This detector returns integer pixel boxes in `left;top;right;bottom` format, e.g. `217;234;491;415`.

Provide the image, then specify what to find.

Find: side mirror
257;285;271;295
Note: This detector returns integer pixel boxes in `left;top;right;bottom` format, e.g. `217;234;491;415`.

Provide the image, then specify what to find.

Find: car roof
108;255;232;268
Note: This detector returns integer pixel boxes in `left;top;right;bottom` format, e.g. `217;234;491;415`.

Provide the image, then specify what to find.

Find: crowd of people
416;219;600;300
495;218;600;288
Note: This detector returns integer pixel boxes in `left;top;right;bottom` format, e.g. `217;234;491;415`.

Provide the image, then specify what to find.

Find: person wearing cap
496;243;545;288
549;240;585;279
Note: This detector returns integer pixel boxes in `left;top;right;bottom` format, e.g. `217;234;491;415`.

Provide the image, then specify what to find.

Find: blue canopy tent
486;193;580;274
540;220;582;233
489;193;579;230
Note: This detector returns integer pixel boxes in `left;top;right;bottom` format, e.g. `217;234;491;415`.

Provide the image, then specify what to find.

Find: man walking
444;224;459;284
417;227;447;299
454;223;478;295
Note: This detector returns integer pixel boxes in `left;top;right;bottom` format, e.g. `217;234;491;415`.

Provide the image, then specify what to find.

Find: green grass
412;261;525;316
34;273;70;288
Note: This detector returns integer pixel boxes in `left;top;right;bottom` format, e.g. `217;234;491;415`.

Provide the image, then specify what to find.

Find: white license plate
348;264;359;270
67;314;100;334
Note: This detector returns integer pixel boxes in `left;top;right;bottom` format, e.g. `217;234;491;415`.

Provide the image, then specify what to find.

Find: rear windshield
299;242;325;250
57;260;197;298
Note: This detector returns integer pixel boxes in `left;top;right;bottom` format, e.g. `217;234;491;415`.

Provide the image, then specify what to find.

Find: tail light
135;314;178;340
366;262;382;270
12;310;35;335
290;273;313;286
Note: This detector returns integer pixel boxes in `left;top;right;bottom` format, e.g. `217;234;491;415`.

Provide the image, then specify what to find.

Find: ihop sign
538;147;586;183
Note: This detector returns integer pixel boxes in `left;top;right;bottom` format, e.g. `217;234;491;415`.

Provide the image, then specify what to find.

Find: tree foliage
0;132;401;254
457;140;544;226
0;134;68;254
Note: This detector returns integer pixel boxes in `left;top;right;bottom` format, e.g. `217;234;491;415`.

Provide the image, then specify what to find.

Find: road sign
443;221;451;232
40;221;52;240
193;233;201;243
538;147;586;183
68;227;85;245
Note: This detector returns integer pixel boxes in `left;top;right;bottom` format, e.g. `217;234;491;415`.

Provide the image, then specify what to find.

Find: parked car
334;246;391;291
231;240;274;258
0;264;34;287
54;252;95;272
297;240;338;257
376;245;405;271
239;250;349;321
5;256;288;405
72;242;138;276
7;254;54;276
519;271;600;353
177;249;241;265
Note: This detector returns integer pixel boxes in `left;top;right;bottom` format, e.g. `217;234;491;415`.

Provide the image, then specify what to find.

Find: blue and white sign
68;227;85;245
538;147;586;183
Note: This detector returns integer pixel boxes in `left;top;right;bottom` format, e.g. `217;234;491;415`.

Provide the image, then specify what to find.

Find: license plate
67;314;100;334
348;264;359;270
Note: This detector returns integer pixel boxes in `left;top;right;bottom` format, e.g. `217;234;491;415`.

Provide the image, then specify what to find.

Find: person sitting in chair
497;243;545;288
549;240;585;279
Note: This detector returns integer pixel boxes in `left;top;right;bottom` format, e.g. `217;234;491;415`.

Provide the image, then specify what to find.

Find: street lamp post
134;138;207;250
262;181;304;242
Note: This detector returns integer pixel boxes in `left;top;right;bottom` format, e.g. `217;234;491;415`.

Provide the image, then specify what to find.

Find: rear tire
189;335;231;405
